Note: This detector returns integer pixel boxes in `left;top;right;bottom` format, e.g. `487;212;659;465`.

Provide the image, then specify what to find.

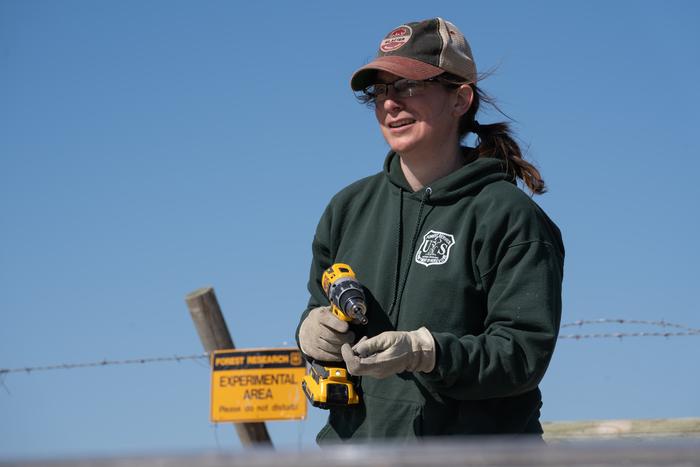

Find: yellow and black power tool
322;263;368;326
302;263;367;409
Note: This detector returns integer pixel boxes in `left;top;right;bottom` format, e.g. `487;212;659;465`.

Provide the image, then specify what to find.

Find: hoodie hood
383;148;515;203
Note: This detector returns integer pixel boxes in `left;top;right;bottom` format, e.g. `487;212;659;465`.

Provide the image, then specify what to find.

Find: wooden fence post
185;286;272;447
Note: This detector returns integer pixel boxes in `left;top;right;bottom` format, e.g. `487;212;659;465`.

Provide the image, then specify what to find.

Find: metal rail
2;438;700;467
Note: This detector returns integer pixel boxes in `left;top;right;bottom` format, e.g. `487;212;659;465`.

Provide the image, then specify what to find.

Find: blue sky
2;0;699;459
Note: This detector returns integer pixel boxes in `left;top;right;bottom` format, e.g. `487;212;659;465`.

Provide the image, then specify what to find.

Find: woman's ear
453;85;474;117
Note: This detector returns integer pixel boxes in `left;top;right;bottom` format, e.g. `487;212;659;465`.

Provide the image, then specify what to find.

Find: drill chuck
321;263;368;325
328;276;368;325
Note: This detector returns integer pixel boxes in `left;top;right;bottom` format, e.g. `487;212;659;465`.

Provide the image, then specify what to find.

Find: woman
297;17;564;442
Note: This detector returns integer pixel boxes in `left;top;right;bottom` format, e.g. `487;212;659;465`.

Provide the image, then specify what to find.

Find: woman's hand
341;327;436;379
298;306;355;362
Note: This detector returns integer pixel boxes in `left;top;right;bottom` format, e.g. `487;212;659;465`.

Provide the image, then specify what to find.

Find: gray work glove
341;327;436;379
298;306;355;362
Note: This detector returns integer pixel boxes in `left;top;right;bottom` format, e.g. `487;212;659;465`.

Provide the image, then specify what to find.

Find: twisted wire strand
0;353;208;375
561;318;700;332
559;331;700;340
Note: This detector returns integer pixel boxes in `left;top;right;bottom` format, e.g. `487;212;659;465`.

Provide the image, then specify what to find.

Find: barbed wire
1;319;698;375
0;353;208;375
559;331;700;340
561;318;700;332
559;318;700;339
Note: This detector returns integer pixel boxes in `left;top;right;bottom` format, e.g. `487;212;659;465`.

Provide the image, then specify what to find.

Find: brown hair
442;74;546;194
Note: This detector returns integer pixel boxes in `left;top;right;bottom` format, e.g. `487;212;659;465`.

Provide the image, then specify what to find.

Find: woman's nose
379;91;403;112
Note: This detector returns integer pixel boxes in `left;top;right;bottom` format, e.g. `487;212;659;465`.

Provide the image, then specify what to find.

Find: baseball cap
350;18;477;91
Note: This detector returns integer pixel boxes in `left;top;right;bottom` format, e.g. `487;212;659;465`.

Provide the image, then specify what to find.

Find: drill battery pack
301;362;360;409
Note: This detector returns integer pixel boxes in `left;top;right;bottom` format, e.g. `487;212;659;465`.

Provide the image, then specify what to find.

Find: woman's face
373;71;463;157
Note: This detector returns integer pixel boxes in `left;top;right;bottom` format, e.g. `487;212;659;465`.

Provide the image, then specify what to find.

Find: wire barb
0;373;11;395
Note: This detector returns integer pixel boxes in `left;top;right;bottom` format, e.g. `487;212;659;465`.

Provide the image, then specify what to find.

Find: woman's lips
388;118;416;129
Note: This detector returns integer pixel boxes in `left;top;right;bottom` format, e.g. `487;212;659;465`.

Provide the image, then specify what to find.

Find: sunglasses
357;78;445;105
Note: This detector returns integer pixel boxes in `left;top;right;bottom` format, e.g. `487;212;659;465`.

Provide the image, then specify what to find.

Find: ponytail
456;83;546;195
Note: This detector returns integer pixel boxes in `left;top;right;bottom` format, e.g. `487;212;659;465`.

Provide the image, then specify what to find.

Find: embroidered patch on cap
380;26;412;52
415;230;455;267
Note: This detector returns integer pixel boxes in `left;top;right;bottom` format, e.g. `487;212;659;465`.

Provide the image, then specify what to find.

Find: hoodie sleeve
417;187;564;400
295;204;334;350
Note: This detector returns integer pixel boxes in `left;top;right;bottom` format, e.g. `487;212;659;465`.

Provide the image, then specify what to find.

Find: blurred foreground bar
544;417;700;440
3;436;700;467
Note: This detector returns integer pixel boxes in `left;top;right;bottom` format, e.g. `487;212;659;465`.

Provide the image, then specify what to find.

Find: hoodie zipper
389;186;432;322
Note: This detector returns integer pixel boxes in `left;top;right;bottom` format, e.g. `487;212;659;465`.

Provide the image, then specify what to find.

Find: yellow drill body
302;263;367;409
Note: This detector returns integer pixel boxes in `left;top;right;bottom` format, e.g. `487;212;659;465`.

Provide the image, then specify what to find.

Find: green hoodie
297;149;564;441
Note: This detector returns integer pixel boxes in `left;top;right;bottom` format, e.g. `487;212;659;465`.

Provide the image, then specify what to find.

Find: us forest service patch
415;230;455;267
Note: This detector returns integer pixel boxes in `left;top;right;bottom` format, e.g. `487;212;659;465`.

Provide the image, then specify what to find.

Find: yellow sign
210;348;307;422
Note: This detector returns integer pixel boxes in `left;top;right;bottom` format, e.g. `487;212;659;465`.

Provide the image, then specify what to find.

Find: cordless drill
302;263;367;409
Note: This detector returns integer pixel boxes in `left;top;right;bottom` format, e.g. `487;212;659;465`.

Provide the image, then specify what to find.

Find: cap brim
350;56;444;91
